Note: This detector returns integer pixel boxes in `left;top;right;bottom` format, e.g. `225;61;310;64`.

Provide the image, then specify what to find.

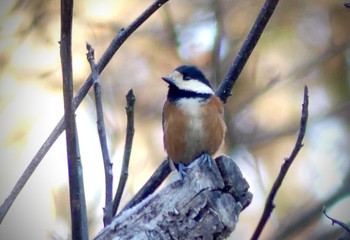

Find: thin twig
86;43;113;226
113;89;136;215
323;207;350;233
121;158;172;212
0;0;169;223
60;0;88;238
216;0;281;103
270;170;350;239
251;86;309;240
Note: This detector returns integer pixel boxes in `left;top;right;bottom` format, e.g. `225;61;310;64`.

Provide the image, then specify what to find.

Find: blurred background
0;0;350;239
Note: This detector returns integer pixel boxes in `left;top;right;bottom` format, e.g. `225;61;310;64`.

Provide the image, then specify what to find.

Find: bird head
162;65;214;97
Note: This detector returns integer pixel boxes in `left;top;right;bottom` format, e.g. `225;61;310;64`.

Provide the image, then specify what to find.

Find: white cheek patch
168;70;214;94
176;79;214;94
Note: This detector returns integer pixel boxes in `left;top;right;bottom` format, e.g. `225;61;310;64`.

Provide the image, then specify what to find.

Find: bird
162;65;226;172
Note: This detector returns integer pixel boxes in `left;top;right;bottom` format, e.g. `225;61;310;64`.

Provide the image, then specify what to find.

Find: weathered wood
95;155;252;239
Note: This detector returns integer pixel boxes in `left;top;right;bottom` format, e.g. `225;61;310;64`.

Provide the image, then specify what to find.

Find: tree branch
251;86;309;240
216;0;281;103
0;0;169;224
60;0;88;238
323;207;350;233
86;43;113;226
96;155;252;239
269;171;350;239
113;89;136;215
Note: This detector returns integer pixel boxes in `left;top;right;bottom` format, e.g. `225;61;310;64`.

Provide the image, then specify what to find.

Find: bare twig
0;0;169;223
251;86;309;240
86;43;113;226
122;158;172;212
60;0;88;238
113;89;136;215
270;171;350;239
323;207;350;233
216;0;281;103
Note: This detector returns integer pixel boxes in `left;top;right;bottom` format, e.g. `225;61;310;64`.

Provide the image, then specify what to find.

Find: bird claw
199;153;212;168
177;153;212;180
178;163;188;180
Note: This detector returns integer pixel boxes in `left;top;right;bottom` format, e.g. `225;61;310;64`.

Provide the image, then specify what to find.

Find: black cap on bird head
162;65;214;102
162;65;212;89
174;65;212;88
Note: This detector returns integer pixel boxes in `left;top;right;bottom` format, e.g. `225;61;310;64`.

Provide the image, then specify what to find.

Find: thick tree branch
0;0;169;223
86;43;113;226
251;86;309;240
113;89;136;215
96;155;252;239
216;0;281;103
60;0;88;238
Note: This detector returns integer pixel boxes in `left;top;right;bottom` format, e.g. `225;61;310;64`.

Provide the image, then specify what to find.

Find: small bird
162;65;226;171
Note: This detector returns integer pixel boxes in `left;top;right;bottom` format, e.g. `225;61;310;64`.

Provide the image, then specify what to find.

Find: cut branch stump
95;155;252;239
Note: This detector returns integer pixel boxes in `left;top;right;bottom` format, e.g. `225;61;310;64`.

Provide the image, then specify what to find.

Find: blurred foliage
0;0;350;239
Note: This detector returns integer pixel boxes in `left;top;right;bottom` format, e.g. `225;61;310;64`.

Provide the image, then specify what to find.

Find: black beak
161;76;173;84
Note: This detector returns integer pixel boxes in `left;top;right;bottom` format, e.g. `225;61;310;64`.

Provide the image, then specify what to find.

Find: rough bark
95;155;252;240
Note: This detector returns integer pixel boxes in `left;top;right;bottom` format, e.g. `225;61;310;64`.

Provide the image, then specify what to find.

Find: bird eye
183;76;191;80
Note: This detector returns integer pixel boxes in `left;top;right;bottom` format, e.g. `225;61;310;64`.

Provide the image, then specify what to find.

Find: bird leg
178;163;188;180
199;153;212;168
